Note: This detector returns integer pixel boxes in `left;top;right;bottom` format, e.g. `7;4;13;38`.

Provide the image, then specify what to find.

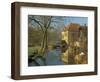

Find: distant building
61;23;81;44
61;23;87;64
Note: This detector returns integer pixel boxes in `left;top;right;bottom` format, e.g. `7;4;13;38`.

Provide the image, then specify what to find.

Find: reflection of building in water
61;23;87;64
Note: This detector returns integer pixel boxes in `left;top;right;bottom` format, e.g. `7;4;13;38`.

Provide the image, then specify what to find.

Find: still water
28;48;65;66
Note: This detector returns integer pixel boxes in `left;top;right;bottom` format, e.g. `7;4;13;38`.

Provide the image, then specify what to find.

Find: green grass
28;46;41;56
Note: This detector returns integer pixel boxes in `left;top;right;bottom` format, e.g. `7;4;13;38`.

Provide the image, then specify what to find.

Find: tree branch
46;16;52;29
30;17;44;32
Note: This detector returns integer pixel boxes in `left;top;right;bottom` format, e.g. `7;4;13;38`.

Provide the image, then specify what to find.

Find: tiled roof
65;23;80;31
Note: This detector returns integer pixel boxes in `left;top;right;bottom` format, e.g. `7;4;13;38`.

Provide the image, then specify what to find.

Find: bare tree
28;15;65;57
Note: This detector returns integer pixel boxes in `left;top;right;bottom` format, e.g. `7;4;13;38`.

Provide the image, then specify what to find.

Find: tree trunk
39;28;48;56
